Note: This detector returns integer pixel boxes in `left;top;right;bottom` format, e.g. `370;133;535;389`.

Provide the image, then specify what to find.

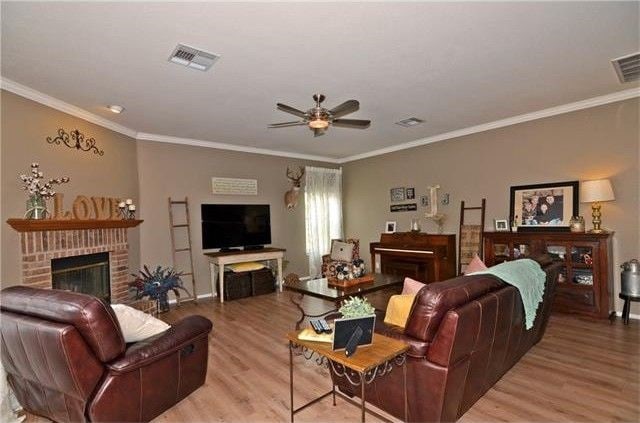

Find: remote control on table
310;320;324;334
318;319;332;334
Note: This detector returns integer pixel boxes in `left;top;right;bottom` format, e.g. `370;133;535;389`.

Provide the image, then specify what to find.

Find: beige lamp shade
580;179;615;203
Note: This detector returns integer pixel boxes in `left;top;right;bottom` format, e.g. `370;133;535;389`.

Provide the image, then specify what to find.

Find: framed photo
405;187;415;200
510;181;579;232
494;219;509;232
390;187;405;202
385;221;397;233
420;195;429;207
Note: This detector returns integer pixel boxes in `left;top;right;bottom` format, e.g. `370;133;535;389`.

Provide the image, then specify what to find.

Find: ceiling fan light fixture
309;119;329;129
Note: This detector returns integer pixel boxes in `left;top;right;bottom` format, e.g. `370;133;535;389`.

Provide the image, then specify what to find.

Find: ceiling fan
269;94;371;137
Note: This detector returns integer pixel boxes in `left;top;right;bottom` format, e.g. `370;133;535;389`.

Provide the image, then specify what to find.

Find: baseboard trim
167;292;214;305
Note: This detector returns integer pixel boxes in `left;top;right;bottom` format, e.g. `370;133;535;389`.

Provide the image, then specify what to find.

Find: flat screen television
201;204;271;250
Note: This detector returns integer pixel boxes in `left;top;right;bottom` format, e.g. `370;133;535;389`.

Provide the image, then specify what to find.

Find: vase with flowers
19;163;70;219
129;265;190;313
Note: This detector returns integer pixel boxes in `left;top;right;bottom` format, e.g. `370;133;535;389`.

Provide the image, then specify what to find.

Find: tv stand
220;248;242;252
243;245;265;251
204;247;286;303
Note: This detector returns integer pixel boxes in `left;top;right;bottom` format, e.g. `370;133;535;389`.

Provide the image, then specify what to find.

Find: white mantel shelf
6;218;143;232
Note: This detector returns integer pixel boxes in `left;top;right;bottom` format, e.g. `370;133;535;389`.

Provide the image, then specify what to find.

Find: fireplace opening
52;252;110;302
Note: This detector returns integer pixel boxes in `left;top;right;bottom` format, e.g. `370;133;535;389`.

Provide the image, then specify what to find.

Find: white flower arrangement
19;163;70;199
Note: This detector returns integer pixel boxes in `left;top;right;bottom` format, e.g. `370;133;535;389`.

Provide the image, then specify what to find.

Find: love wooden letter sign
53;193;123;220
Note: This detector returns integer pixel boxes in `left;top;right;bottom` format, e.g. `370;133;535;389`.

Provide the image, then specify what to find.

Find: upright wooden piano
370;232;456;283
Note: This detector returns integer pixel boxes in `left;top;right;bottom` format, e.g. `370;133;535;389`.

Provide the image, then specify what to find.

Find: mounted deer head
284;166;305;210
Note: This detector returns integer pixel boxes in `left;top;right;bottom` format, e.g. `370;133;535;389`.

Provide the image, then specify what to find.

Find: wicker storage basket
251;268;276;296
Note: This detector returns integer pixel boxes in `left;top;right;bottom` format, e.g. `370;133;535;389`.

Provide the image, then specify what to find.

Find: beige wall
1;91;140;287
343;98;639;314
136;140;336;298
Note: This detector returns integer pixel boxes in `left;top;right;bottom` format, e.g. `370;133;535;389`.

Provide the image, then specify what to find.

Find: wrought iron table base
288;341;407;422
289;292;339;330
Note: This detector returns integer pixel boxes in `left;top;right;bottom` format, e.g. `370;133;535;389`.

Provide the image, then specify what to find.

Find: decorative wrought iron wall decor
46;128;104;156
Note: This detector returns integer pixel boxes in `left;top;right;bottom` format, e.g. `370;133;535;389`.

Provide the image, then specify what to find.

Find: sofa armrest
321;254;331;264
375;321;430;358
107;315;212;374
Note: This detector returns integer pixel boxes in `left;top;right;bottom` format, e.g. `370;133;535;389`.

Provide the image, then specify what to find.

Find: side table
287;331;409;422
619;293;640;325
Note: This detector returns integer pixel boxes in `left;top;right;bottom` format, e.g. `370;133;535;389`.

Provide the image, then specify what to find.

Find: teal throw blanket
470;259;546;330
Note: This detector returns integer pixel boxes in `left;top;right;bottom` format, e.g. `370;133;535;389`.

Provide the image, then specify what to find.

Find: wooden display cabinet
483;231;613;319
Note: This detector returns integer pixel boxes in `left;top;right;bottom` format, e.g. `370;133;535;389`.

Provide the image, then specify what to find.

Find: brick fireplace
19;228;130;303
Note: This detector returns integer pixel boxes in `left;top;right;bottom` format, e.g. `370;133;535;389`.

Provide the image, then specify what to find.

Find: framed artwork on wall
390;187;405;202
510;181;579;232
405;187;415;200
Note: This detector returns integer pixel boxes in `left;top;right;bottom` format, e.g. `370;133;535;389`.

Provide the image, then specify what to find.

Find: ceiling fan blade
329;100;359;118
332;118;371;129
313;128;326;137
276;103;307;118
268;121;306;128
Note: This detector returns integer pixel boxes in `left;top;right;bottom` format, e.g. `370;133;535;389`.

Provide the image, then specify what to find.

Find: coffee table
283;273;403;329
287;330;409;422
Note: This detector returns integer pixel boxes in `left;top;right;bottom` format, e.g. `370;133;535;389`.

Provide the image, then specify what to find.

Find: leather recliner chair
0;286;212;422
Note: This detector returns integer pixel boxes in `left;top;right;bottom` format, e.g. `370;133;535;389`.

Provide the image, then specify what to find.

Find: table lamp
580;179;615;233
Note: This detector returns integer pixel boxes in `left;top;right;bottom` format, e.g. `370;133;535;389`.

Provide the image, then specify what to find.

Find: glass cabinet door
546;244;568;285
493;243;510;263
570;244;595;286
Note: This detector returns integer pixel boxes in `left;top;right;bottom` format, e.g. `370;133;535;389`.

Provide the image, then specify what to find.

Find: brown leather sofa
0;286;212;423
332;256;561;422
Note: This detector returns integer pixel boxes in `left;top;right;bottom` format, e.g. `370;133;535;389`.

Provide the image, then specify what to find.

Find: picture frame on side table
385;221;397;233
390;187;405;202
494;219;509;232
510;181;579;232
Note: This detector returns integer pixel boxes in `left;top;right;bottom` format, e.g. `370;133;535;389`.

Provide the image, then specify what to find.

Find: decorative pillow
330;241;354;262
228;262;265;272
384;294;417;328
111;304;170;343
465;253;488;274
401;277;426;295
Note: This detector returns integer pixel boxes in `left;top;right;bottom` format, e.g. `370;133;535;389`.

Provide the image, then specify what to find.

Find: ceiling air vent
395;117;424;127
611;52;640;83
168;44;220;72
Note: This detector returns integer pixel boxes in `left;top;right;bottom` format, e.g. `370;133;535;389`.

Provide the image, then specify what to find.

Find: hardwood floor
19;290;639;422
151;292;639;423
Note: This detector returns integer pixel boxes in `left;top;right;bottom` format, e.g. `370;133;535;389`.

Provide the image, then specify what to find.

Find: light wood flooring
151;291;639;423
21;290;639;422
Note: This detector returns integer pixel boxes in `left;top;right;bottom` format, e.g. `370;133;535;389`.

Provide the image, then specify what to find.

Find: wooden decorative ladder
168;197;197;304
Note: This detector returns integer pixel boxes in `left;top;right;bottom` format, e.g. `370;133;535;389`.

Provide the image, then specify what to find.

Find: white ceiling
2;2;639;161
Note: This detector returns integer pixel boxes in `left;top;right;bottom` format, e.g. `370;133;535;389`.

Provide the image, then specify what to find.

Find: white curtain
305;166;343;277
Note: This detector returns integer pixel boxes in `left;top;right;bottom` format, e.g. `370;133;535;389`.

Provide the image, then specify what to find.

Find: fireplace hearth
52;252;111;302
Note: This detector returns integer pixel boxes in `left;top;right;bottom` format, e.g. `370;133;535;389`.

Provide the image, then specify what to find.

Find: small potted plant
129;266;190;313
339;296;375;318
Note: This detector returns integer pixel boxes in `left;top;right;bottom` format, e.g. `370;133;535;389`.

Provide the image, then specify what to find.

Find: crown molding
338;87;640;163
135;132;339;163
1;77;138;138
3;76;637;164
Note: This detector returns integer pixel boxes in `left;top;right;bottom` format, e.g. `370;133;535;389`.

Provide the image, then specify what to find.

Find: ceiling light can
108;105;124;114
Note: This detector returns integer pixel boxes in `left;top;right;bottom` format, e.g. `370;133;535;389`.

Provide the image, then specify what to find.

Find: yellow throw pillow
228;262;265;272
384;294;416;328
